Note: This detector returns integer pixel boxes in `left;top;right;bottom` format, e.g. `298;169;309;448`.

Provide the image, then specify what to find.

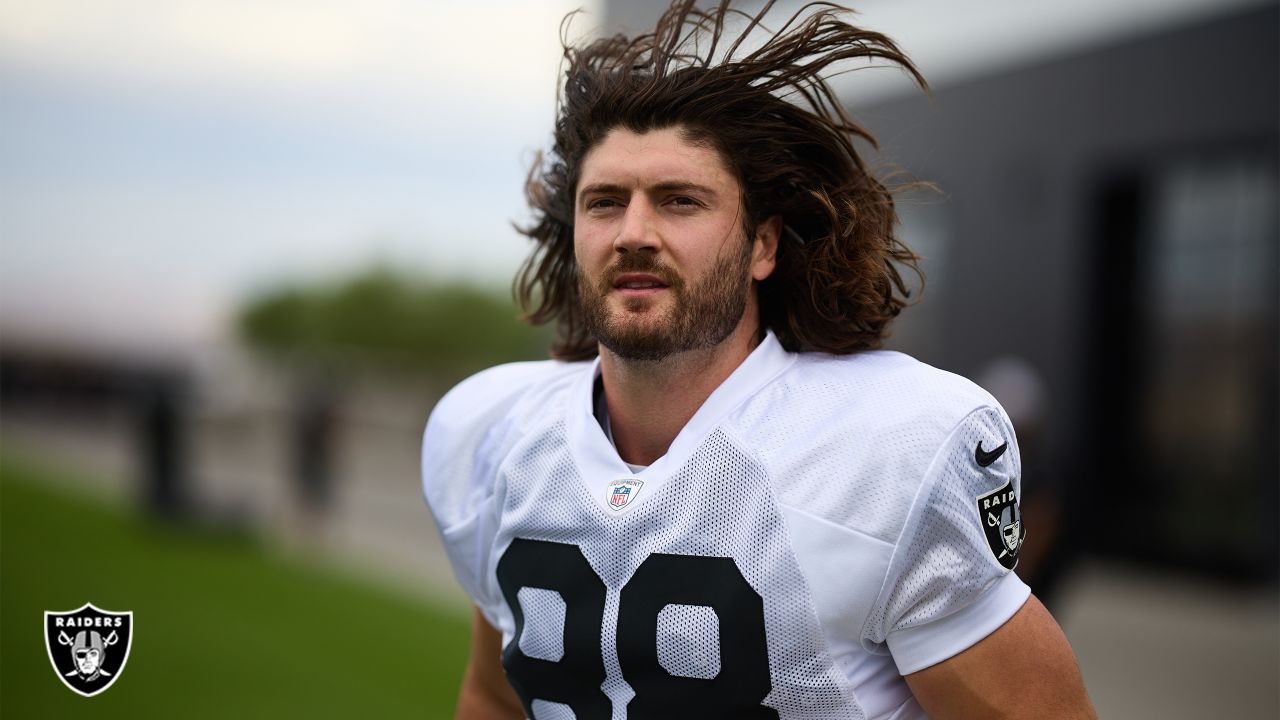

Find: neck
599;313;762;466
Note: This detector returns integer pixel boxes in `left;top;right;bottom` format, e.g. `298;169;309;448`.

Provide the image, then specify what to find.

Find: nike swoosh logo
975;441;1008;468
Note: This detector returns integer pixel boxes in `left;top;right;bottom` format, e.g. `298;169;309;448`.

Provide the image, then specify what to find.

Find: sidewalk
1058;561;1278;718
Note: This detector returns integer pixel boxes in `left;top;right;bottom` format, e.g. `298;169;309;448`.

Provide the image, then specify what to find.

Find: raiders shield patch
975;480;1024;570
45;602;133;697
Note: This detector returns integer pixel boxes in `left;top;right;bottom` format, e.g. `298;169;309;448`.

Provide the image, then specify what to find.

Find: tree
238;267;550;382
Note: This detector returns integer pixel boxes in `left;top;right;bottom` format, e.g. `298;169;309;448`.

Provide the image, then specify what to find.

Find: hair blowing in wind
516;0;929;360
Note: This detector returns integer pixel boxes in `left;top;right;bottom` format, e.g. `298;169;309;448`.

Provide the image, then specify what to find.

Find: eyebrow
577;181;720;201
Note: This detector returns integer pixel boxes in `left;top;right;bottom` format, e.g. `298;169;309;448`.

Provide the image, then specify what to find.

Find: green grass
0;453;470;718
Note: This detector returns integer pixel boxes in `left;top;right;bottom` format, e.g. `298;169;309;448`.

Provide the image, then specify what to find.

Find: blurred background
1;0;1276;717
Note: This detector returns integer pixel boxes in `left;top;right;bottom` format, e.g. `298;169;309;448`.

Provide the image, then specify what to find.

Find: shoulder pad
422;360;582;529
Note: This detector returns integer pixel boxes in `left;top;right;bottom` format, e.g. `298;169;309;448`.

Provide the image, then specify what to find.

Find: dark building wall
859;4;1278;577
864;3;1276;367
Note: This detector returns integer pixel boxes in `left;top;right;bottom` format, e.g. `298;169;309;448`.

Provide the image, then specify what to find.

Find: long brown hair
515;0;928;360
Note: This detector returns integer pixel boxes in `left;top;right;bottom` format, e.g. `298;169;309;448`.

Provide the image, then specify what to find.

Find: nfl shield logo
45;602;133;697
606;478;643;511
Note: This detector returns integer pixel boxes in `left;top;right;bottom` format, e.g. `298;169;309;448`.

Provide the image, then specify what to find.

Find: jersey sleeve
421;361;561;625
862;404;1032;675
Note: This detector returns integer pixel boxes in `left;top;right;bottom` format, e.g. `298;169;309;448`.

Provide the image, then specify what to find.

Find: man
422;2;1096;717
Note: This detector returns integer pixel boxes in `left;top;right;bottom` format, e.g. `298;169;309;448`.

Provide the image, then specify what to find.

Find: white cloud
0;0;596;136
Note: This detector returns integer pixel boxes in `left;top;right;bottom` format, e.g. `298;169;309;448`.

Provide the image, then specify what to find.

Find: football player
422;2;1096;718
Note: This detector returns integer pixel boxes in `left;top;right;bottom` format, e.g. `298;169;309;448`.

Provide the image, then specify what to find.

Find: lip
612;273;669;296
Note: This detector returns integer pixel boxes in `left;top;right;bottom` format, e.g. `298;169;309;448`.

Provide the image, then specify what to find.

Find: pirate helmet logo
1001;510;1022;554
71;630;111;680
45;602;133;697
975;479;1025;570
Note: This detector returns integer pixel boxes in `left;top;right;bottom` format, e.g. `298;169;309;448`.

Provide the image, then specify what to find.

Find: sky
0;0;593;353
0;0;1266;354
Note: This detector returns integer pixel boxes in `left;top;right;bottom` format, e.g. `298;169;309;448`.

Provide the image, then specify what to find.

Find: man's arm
904;594;1096;720
456;607;524;720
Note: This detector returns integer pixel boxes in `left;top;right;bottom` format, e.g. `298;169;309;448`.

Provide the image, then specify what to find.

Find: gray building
851;3;1277;580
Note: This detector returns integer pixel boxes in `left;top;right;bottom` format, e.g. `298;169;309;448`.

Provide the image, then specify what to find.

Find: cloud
0;0;595;135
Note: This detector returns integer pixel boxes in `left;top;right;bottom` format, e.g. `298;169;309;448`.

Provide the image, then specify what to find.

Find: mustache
599;253;679;289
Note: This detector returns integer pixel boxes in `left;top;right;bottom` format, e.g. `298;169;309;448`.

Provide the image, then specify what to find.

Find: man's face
76;647;101;675
573;126;776;361
1003;520;1021;552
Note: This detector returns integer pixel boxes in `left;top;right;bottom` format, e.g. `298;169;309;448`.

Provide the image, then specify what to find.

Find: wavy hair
515;0;928;360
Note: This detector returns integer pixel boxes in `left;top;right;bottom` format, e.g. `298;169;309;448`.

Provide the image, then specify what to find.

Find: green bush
238;267;552;379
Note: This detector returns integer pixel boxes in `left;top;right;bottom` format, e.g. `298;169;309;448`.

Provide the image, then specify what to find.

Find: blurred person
136;371;191;519
290;378;340;544
421;1;1095;718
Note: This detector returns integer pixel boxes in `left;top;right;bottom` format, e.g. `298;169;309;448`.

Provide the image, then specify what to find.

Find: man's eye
587;198;620;210
670;196;701;207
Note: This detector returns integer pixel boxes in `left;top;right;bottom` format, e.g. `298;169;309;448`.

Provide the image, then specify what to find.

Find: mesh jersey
422;332;1030;720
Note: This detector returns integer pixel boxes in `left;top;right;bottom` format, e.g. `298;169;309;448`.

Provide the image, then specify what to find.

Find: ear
750;215;781;282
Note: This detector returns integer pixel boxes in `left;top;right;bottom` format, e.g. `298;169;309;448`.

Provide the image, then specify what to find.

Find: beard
578;242;754;362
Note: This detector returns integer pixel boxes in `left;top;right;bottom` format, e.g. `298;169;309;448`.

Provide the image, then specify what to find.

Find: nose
614;197;661;254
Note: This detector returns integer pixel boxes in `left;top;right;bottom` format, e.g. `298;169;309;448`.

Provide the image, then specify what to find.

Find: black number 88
496;538;778;719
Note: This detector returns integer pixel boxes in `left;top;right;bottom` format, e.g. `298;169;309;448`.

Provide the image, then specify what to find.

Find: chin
609;302;670;326
614;294;668;313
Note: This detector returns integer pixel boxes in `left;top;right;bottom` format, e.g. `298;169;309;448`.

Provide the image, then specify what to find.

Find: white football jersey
422;332;1030;720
